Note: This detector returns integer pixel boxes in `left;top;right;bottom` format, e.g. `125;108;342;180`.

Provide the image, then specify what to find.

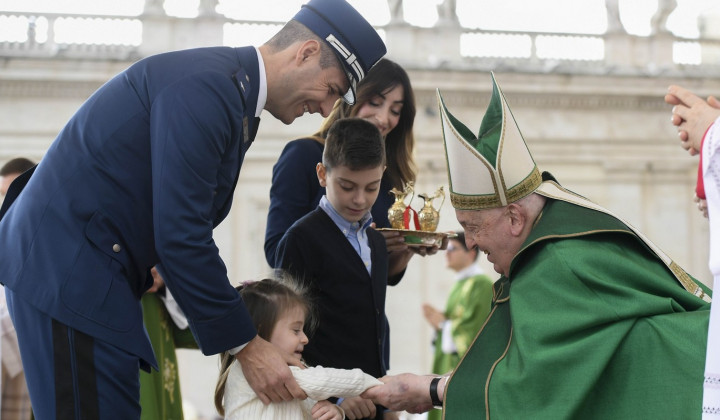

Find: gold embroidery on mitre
449;169;541;210
506;169;542;203
495;87;541;207
450;192;502;209
497;98;510;201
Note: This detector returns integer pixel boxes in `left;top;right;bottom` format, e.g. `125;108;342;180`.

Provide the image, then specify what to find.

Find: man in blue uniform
0;1;386;418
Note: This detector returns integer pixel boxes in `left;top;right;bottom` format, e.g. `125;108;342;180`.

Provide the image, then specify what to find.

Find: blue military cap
293;0;386;105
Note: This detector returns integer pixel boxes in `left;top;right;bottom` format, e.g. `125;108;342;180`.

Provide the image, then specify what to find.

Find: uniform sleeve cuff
228;341;250;355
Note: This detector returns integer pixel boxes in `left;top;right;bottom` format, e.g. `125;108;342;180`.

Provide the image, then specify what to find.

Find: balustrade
0;0;718;75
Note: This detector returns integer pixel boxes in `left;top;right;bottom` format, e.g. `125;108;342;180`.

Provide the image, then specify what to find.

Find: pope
363;74;711;419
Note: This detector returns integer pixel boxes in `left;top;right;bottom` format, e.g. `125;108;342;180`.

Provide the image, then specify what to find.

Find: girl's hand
311;400;344;420
340;395;377;419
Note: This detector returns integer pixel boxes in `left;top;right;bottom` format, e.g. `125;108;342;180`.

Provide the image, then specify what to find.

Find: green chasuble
443;198;711;419
428;270;494;420
139;293;198;420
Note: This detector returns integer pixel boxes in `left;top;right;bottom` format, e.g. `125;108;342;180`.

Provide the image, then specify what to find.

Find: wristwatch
429;376;443;408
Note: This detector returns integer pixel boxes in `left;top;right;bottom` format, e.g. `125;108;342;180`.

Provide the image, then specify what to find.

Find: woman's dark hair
214;276;316;416
314;58;417;189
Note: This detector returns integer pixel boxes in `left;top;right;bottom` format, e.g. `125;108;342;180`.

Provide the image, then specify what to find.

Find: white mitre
437;73;541;210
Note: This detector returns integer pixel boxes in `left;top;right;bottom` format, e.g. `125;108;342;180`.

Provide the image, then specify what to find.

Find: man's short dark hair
1;157;35;176
265;20;339;70
323;118;385;172
453;231;479;261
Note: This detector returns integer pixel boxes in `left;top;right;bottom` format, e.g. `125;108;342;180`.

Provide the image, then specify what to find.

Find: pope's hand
362;373;435;414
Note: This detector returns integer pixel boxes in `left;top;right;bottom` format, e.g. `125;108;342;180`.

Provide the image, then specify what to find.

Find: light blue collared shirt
319;196;373;275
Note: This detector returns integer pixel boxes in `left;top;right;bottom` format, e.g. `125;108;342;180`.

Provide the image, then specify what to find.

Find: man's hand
665;85;720;155
377;228;408;253
236;336;307;405
146;266;165;294
339;396;376;419
362;373;435;414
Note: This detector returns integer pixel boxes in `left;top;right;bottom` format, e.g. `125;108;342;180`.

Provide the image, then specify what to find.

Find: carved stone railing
384;22;720;78
1;9;720;77
0;12;143;60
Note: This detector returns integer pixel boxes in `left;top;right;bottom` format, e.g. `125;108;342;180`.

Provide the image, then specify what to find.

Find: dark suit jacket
0;46;262;368
274;208;388;379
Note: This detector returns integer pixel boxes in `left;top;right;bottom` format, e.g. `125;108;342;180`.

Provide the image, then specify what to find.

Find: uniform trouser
6;288;141;420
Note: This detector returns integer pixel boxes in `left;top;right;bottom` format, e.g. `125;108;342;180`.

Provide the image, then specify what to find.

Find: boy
274;118;389;420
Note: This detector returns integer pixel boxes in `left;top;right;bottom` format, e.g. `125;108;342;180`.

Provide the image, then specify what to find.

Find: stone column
198;0;219;17
384;0;461;68
650;0;677;35
605;0;624;35
388;0;405;24
139;0;224;57
436;0;458;26
699;11;720;64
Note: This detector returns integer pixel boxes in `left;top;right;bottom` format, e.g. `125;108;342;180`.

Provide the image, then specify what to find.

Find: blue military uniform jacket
0;46;261;369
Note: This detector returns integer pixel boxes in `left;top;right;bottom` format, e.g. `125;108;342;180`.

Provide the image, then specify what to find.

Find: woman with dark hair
265;58;424;277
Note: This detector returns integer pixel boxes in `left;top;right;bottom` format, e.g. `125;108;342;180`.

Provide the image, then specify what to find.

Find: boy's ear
316;162;327;187
296;40;321;66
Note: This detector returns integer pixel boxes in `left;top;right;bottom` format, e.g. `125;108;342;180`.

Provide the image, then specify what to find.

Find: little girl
214;278;382;420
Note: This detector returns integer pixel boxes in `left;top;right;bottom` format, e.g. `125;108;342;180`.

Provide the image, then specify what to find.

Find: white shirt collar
454;264;485;282
253;47;267;118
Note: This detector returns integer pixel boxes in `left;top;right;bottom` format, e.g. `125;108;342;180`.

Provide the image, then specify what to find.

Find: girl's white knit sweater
223;363;382;419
